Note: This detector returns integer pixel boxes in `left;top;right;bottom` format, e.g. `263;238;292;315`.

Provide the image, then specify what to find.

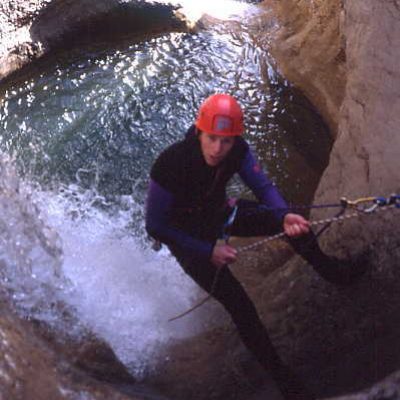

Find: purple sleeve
238;149;289;222
145;179;214;260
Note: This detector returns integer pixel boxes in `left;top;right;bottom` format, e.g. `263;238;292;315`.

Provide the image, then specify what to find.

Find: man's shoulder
227;136;249;168
150;138;189;192
153;139;186;169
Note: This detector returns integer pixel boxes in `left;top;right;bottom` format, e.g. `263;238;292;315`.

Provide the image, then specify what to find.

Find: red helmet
195;94;244;136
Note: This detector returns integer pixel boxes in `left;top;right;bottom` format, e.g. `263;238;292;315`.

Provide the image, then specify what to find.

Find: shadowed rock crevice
0;0;189;82
29;0;186;49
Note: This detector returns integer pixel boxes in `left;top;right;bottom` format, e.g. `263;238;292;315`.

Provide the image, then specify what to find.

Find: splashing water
35;184;215;377
0;153;66;317
0;155;217;377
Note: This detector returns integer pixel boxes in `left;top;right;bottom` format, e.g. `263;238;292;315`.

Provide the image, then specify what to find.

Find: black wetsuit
146;127;358;399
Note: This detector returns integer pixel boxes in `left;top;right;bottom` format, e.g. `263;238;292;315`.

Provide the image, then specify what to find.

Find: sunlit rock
265;0;346;135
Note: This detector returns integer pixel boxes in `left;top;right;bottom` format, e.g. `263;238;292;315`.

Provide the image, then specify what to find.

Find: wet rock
140;241;297;400
0;0;188;82
0;301;139;399
31;316;136;385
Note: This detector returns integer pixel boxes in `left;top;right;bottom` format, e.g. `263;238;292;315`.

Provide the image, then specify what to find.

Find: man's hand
283;213;310;237
211;244;237;268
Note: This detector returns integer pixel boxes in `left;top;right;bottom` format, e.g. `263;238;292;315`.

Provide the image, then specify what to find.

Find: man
146;93;359;399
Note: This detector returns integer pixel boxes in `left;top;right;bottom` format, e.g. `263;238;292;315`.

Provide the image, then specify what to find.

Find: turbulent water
0;0;331;379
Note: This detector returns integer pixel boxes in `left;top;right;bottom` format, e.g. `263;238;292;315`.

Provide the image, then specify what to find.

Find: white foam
0;153;216;378
36;186;214;377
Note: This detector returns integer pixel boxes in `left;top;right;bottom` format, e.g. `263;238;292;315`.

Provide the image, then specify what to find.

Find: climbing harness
168;194;399;322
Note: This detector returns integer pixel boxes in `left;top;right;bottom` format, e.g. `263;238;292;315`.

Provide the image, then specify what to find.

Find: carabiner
389;194;400;208
222;205;238;242
342;196;376;212
374;196;387;207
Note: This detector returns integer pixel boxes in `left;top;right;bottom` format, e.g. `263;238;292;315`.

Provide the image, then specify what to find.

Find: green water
0;11;331;208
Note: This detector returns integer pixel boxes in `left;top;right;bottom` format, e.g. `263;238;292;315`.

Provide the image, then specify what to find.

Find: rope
168;268;220;322
168;197;399;322
237;204;395;254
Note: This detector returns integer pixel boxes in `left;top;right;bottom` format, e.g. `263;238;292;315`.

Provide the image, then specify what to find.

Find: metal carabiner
389;194;400;208
363;203;379;213
362;196;388;213
222;205;238;243
342;196;376;212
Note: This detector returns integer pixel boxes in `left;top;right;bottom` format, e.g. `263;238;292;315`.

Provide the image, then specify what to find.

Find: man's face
199;132;236;166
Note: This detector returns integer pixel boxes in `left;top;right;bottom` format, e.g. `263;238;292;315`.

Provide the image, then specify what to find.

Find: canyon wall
267;0;346;135
266;0;400;397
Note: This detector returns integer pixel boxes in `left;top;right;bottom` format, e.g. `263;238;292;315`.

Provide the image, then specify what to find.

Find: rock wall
265;0;346;135
314;0;400;253
313;4;400;396
0;0;186;82
0;301;137;400
264;0;400;397
265;0;400;238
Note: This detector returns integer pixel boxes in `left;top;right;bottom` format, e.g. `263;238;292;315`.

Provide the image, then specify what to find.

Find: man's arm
238;149;288;222
238;149;309;237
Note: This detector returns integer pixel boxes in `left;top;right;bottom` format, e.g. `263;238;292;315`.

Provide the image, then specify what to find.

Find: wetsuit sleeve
145;179;214;260
238;149;289;223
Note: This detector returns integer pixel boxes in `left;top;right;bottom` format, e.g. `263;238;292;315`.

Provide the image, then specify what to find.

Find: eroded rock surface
0;301;138;399
0;0;187;82
313;2;400;395
265;0;346;135
261;0;400;398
